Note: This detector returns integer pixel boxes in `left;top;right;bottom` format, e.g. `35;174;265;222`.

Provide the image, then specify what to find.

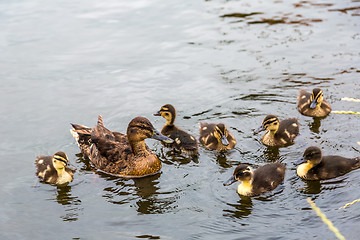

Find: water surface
1;0;360;239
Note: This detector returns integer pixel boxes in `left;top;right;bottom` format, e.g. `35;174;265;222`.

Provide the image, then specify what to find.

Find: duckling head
299;146;322;165
154;104;176;126
310;88;323;109
214;123;229;146
254;115;279;134
127;117;174;144
223;164;253;186
52;151;69;170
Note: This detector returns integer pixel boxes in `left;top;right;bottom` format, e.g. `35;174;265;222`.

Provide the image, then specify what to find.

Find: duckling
154;104;198;155
35;151;75;185
297;88;331;117
199;122;236;151
254;115;299;147
70;115;173;178
223;163;285;196
297;146;360;180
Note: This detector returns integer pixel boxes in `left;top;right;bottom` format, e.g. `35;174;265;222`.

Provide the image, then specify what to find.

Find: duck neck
130;140;148;155
165;115;175;126
297;162;314;178
238;180;253;196
55;167;65;176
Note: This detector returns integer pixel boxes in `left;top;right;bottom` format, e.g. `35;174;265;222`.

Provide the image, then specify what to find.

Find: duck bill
223;176;237;186
152;129;174;144
220;135;229;146
310;99;318;109
254;125;266;134
296;156;307;165
153;111;161;116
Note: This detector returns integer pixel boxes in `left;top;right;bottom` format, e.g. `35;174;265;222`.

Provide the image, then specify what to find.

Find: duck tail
97;115;104;127
70;123;92;158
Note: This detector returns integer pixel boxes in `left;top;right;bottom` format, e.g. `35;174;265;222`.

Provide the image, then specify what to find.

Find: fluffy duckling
223;163;285;196
70;115;173;178
199;122;236;151
297;88;331;117
297;146;360;180
254;115;299;147
154;104;198;155
35;151;75;185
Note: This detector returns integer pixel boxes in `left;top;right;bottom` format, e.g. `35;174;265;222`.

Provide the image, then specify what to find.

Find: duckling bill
35;151;75;185
254;115;299;147
224;163;285;196
297;88;331;117
199;122;236;151
297;146;360;180
154;104;198;155
71;115;173;178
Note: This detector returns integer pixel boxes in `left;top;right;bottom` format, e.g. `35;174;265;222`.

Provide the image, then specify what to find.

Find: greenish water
0;0;360;239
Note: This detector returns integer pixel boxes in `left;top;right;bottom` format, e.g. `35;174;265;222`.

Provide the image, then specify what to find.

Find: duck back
305;156;360;180
162;125;198;153
251;163;285;196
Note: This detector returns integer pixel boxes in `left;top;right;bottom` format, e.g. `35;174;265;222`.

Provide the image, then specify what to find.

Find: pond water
1;0;360;239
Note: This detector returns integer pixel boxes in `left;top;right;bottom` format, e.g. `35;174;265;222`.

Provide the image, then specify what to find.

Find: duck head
298;146;322;165
127;117;173;144
154;104;176;126
214;123;229;146
52;151;69;170
254;115;279;134
223;164;253;186
310;88;323;109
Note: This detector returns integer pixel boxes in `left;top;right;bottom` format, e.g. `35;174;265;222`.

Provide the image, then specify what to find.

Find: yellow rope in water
340;199;360;209
341;97;360;102
357;142;360;146
307;198;346;240
332;111;360;115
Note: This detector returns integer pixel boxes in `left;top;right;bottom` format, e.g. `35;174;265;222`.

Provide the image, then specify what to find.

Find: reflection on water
223;196;253;219
259;146;280;162
298;178;346;195
101;174;178;215
308;117;323;134
54;185;82;222
160;148;199;166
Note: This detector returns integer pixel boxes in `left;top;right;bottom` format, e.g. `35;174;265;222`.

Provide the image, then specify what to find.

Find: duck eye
165;113;169;116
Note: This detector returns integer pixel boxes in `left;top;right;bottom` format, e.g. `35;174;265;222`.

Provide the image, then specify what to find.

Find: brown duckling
35;151;75;185
70;115;173;178
154;104;198;155
297;88;331;117
254;115;299;147
297;146;360;180
223;163;285;196
199;122;236;151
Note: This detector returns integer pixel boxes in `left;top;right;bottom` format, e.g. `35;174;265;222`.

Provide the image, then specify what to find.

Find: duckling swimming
199;122;236;151
70;115;173;178
297;88;331;117
35;151;75;185
297;146;360;180
254;115;299;147
154;104;198;155
223;163;285;196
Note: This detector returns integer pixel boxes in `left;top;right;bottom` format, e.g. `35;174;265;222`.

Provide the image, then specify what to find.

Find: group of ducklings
36;88;360;197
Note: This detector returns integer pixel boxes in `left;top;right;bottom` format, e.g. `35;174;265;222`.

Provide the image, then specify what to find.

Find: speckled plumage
255;115;299;147
71;116;172;178
154;104;198;155
199;122;236;151
35;152;75;185
297;146;360;180
224;163;285;197
297;88;331;117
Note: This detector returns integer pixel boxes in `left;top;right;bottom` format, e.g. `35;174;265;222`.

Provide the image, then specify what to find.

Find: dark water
1;0;360;239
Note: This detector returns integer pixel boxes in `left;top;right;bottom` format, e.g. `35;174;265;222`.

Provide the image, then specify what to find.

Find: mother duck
70;115;173;178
